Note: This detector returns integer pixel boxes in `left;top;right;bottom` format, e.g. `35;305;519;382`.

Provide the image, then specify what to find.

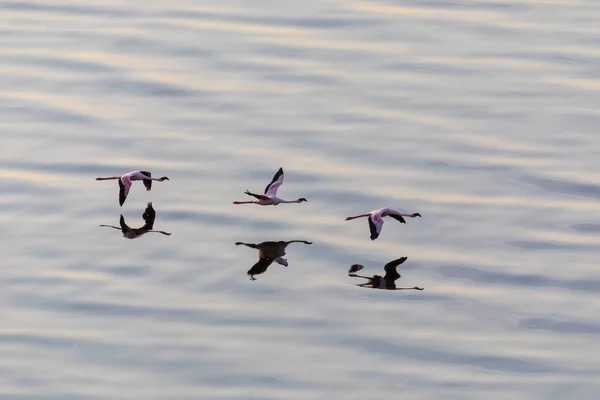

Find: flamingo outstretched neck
280;198;307;204
404;213;421;218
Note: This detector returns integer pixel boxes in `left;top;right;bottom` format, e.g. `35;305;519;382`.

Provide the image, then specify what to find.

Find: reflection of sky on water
2;0;600;398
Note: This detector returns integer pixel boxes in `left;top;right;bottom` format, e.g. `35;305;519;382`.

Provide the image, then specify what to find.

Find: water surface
2;0;600;399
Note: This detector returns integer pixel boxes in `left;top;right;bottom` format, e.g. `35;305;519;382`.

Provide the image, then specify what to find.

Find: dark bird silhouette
348;257;423;291
100;202;171;239
235;240;312;280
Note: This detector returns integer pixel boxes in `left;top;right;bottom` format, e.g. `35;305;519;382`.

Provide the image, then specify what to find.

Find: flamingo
345;208;421;240
95;170;169;206
235;240;312;280
348;257;424;291
100;202;171;239
233;167;307;206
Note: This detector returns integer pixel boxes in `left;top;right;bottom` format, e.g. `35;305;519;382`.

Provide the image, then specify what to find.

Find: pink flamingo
96;170;169;206
233;167;307;206
345;208;421;240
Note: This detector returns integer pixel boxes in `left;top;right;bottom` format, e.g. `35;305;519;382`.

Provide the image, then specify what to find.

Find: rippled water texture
2;0;600;398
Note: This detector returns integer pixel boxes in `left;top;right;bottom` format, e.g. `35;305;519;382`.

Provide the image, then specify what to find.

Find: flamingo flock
96;166;423;289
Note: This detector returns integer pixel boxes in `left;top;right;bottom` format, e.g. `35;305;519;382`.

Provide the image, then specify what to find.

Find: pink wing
264;167;284;197
368;214;384;240
119;176;132;206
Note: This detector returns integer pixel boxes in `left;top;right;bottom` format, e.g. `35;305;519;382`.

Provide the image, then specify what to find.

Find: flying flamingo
345;208;421;240
348;256;424;291
233;167;307;206
95;170;169;206
235;240;312;280
100;202;171;239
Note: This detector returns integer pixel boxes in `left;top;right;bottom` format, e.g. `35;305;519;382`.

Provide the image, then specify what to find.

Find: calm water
2;0;600;398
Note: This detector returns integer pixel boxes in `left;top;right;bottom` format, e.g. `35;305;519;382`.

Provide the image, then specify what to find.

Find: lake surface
2;0;600;398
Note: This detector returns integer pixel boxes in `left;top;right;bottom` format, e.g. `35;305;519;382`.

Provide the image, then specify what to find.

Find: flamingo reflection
235;240;312;280
100;202;171;239
349;257;423;291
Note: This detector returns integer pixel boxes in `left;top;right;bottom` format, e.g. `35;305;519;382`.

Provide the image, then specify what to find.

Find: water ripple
436;265;600;294
3;0;600;397
336;337;559;374
519;317;600;335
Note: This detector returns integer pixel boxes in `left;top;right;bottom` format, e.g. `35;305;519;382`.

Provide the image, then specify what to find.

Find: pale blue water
2;0;600;399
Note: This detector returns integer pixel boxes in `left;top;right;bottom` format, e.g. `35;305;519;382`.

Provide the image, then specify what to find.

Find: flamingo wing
245;190;270;201
274;257;288;266
368;215;384;240
383;257;407;280
142;202;156;230
247;257;275;279
388;213;406;224
118;177;132;206
264;167;284;196
118;215;130;234
140;171;152;191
